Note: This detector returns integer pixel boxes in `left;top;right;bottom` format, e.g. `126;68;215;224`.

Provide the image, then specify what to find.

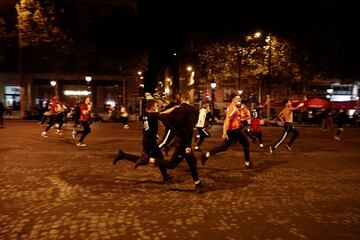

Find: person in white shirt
194;104;211;151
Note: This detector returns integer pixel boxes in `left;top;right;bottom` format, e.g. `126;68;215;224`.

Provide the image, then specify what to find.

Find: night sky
138;0;359;79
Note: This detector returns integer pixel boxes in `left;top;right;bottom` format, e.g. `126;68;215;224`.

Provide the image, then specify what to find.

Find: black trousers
196;127;210;147
44;115;57;132
272;123;299;149
77;121;91;143
209;128;250;162
155;140;199;182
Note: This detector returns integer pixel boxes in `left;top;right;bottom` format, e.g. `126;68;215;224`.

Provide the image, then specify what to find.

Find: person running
269;100;304;153
194;104;211;151
135;92;205;192
41;96;62;137
158;93;180;155
201;95;253;169
246;109;264;148
112;99;174;182
72;97;92;147
119;104;130;129
239;103;251;128
334;108;347;140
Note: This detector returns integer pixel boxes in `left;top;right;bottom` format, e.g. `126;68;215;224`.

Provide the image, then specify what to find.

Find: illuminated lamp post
210;79;216;116
327;88;333;109
50;80;57;96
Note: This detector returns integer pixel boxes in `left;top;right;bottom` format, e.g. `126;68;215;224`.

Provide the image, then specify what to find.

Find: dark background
138;0;359;79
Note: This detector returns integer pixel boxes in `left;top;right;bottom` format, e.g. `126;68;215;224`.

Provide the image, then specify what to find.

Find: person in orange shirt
201;95;252;168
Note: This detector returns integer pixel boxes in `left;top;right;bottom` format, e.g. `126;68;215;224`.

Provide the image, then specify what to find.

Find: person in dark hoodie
112;99;174;182
135;92;205;192
158;93;181;155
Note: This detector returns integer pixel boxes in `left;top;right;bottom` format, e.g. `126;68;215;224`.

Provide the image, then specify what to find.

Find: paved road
1;120;360;240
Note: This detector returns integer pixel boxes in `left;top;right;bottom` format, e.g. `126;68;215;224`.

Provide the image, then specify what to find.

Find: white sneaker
124;125;130;129
259;143;264;148
72;130;77;139
285;144;291;151
269;146;273;154
41;131;48;138
76;142;87;147
56;129;62;135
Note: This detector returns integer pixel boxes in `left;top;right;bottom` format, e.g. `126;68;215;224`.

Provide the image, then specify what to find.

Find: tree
16;0;72;115
196;33;308;101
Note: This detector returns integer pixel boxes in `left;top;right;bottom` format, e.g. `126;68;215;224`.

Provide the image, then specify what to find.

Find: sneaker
201;152;208;166
72;130;77;139
134;152;149;169
269;146;274;154
41;131;48;138
56;129;62;135
334;136;341;141
195;135;200;143
195;181;206;193
113;150;126;165
259;143;264;148
124;125;130;129
76;142;87;147
162;174;173;183
245;161;253;168
285;144;292;151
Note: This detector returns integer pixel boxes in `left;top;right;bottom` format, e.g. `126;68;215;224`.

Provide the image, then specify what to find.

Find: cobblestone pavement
1;120;360;240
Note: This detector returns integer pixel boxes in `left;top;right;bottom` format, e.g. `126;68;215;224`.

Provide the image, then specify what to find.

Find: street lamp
85;76;92;93
210;79;216;116
327;88;333;109
50;80;57;96
85;76;92;83
326;88;333;99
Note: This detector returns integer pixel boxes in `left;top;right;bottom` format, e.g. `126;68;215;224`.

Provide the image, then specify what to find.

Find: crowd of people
0;91;354;192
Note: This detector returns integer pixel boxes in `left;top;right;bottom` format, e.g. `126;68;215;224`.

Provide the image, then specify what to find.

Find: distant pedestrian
119;104;130;129
334;109;347;141
72;97;92;147
41;96;62;137
5;101;12;117
269;100;304;153
194;104;211;151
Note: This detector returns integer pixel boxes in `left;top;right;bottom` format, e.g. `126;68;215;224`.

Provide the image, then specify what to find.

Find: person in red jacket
246;109;264;148
41;96;62;137
72;97;92;147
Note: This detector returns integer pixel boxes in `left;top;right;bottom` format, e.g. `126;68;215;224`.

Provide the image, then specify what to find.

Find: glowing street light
85;76;92;83
50;80;57;87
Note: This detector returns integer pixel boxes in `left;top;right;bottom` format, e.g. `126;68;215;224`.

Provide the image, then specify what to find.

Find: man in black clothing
113;99;173;182
135;92;205;191
158;93;180;155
